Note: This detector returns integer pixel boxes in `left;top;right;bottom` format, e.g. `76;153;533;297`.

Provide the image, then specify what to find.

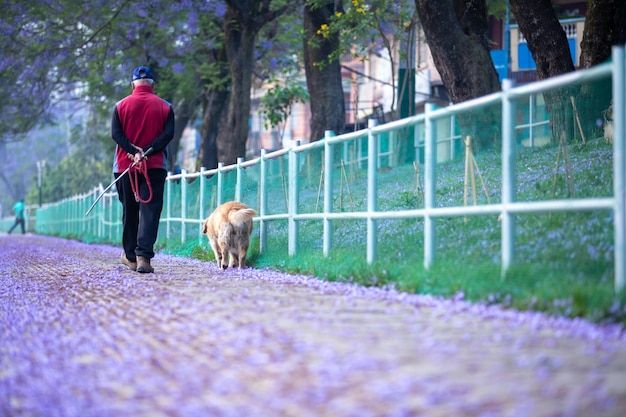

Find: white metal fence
28;46;625;293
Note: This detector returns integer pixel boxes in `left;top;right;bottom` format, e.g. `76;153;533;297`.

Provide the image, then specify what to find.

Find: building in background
490;1;586;83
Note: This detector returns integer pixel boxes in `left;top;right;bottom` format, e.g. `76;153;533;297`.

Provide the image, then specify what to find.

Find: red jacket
111;85;175;172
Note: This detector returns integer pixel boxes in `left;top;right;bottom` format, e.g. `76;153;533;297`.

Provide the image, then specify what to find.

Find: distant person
8;198;25;234
111;66;175;273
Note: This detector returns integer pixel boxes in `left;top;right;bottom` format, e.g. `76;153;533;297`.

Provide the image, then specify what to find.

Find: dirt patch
1;234;625;416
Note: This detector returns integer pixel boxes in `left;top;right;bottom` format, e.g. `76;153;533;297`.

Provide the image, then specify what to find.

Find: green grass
162;137;626;327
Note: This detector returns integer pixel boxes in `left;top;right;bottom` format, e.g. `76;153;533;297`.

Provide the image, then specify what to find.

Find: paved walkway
1;234;625;417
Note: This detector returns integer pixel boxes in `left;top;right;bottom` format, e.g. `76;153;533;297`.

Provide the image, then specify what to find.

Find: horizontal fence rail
29;46;625;293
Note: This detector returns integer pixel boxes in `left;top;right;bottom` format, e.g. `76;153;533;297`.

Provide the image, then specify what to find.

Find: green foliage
307;0;417;61
486;0;510;20
306;0;417;118
259;79;310;131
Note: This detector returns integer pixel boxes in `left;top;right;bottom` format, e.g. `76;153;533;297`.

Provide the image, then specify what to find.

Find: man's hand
130;144;145;164
133;152;143;164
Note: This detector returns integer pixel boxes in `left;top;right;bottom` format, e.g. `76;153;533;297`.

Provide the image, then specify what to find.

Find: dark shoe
121;252;137;271
136;256;154;273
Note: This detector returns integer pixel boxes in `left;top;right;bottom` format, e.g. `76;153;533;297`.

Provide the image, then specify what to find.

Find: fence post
367;119;379;264
106;192;111;240
324;130;334;257
70;197;75;236
98;188;104;239
288;141;300;257
86;196;91;237
259;150;268;253
199;167;206;239
109;192;115;241
529;94;535;147
236;157;243;202
166;173;172;239
217;162;224;206
65;198;70;236
450;115;456;160
105;191;110;240
181;169;187;243
613;45;625;294
424;103;437;269
501;78;517;278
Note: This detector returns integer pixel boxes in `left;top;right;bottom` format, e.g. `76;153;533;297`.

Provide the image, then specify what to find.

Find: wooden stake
464;136;492;223
315;165;324;213
561;131;575;198
340;159;355;211
472;156;491;204
470;150;478;206
551;140;562;198
413;160;424;206
551;130;575;199
570;96;586;145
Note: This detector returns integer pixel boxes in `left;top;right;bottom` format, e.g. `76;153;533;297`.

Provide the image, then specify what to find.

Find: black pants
8;218;25;234
115;168;167;261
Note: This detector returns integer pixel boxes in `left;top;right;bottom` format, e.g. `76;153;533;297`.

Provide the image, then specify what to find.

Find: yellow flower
404;22;410;28
357;7;363;13
335;12;343;17
318;23;330;38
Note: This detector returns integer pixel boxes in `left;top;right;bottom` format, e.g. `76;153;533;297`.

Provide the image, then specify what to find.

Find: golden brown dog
202;201;257;269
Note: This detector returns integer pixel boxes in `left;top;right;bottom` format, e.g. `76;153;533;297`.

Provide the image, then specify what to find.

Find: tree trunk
508;0;575;79
577;0;626;140
303;1;346;142
199;88;230;171
414;0;501;150
219;0;290;165
168;101;193;173
508;0;576;144
220;5;257;165
580;0;626;68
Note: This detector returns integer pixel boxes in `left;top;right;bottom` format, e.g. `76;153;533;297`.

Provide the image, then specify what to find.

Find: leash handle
129;147;155;204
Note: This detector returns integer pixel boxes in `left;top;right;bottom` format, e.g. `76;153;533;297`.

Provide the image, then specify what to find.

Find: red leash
128;159;153;203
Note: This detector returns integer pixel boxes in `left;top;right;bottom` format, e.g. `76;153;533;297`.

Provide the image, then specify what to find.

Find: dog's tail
228;208;257;228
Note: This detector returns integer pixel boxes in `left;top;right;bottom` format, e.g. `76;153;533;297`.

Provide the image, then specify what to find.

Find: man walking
112;66;175;273
8;198;26;234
